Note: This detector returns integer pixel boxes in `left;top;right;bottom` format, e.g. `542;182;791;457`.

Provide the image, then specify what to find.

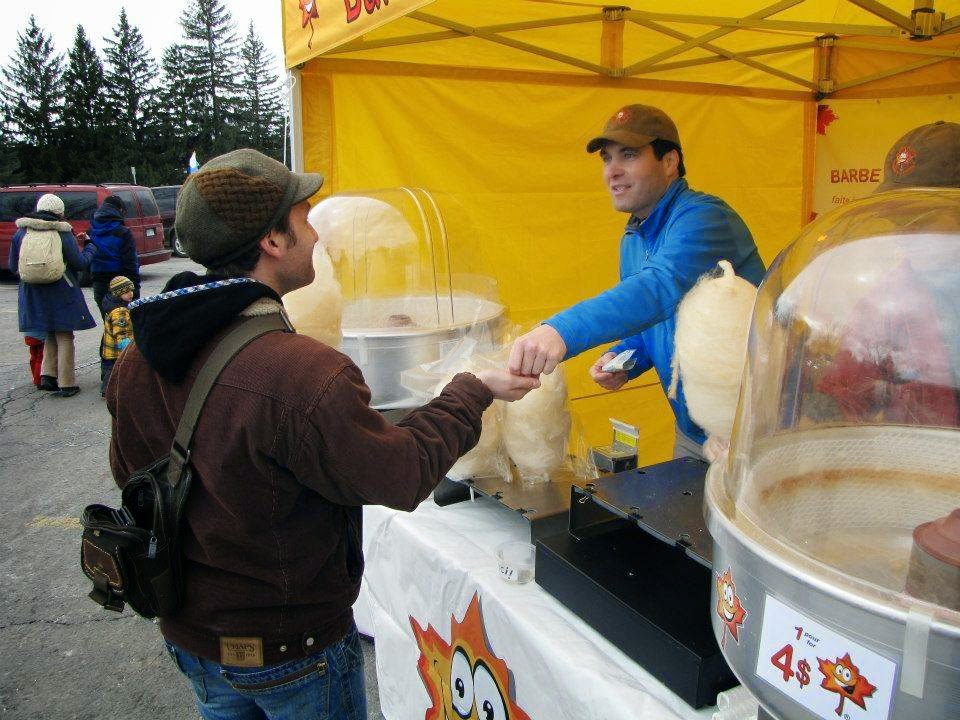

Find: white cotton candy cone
669;260;757;440
283;244;343;348
437;377;507;481
502;365;571;483
434;361;509;481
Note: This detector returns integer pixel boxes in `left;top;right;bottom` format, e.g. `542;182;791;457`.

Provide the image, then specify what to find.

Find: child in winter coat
100;276;135;397
23;331;45;388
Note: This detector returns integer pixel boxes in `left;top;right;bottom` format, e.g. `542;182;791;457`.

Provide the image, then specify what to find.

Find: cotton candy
283;244;343;348
436;373;507;481
669;260;757;440
503;365;571;483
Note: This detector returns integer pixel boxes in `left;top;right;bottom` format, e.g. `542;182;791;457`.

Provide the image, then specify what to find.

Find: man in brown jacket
107;149;538;720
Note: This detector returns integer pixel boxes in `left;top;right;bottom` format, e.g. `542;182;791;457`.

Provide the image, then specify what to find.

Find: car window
60;191;99;221
136;190;159;217
0;191;41;222
152;189;177;213
112;190;138;219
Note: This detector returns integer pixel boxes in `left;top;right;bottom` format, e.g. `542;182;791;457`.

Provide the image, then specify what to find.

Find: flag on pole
188;151;200;174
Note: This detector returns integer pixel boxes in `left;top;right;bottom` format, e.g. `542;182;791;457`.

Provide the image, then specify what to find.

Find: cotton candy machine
309;188;506;409
705;189;960;720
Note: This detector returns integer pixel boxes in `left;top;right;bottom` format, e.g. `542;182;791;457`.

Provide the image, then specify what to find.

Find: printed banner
812;96;958;217
755;594;897;720
283;0;436;68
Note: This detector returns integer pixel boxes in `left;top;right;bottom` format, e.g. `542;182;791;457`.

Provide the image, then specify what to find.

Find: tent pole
287;67;305;173
601;7;625;76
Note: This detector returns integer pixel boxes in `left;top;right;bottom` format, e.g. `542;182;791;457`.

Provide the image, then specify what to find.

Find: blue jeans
163;624;367;720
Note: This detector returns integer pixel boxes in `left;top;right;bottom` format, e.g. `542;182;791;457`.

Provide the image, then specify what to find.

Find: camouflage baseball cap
876;121;960;192
586;104;681;153
176;149;323;267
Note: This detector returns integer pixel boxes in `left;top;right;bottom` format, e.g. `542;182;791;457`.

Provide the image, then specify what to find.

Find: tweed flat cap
175;149;323;267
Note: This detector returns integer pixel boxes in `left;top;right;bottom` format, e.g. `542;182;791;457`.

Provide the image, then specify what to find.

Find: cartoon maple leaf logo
410;593;531;720
818;653;877;716
817;104;838;136
715;568;747;647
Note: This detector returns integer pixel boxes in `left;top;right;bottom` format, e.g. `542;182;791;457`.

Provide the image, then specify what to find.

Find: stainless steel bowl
340;295;506;409
705;427;960;720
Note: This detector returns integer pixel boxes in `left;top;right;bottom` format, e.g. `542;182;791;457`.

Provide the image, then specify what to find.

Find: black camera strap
165;312;293;488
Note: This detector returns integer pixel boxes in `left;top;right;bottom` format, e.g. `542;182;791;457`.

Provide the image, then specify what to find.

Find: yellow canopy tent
281;0;959;461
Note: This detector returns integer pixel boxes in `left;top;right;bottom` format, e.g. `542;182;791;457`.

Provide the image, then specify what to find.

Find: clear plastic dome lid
715;188;960;614
309;188;502;334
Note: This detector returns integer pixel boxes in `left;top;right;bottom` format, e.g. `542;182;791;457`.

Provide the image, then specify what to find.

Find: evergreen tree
103;8;158;152
179;0;240;154
1;15;64;152
62;25;106;181
236;21;284;159
152;43;203;183
0;126;24;184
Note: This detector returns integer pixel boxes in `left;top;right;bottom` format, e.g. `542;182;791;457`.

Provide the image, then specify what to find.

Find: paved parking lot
0;258;384;719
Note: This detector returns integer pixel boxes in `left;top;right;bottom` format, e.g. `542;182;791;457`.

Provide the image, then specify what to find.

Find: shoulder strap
165;312;292;487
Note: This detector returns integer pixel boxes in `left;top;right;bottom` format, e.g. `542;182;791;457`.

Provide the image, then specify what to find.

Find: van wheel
77;270;92;287
172;231;188;258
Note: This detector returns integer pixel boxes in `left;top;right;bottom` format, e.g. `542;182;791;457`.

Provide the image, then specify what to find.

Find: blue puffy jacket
545;178;766;445
89;204;139;281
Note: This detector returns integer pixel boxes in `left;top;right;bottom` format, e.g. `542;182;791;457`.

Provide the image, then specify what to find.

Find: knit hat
102;195;125;212
36;193;65;217
877;121;960;192
109;276;135;297
175;149;324;267
586;104;682;153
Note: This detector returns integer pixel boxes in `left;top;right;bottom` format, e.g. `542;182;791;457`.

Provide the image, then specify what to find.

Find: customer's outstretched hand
475;369;541;401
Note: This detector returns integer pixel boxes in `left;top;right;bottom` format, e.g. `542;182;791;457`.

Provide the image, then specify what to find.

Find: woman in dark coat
8;193;97;397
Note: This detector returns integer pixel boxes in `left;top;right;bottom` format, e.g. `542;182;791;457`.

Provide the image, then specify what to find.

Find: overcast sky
3;1;286;83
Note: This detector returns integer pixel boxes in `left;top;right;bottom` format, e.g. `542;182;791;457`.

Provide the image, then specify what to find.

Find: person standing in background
9;193;97;398
23;330;45;388
89;195;140;312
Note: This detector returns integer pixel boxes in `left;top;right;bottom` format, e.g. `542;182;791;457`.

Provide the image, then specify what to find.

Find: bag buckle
89;587;125;613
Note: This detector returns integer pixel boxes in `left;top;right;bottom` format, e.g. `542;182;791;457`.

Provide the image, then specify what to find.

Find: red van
1;184;170;276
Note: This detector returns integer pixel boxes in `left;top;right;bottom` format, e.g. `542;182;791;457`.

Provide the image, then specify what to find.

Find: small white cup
496;541;535;584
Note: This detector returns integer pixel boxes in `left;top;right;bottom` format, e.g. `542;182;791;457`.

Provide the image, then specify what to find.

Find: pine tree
1;15;63;148
179;0;240;153
0;126;24;184
236;21;284;159
103;8;158;152
62;25;106;181
152;43;203;182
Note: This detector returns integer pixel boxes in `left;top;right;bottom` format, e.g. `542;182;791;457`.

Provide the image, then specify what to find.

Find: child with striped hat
100;276;135;397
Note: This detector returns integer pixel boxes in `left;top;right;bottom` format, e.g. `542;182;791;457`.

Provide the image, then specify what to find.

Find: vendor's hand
475;369;541;401
703;435;730;463
508;325;566;377
590;352;629;391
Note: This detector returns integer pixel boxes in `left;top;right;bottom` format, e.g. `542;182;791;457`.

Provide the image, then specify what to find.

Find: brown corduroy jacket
107;309;492;666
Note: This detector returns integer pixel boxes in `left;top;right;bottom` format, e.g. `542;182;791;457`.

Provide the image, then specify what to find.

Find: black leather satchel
80;313;291;618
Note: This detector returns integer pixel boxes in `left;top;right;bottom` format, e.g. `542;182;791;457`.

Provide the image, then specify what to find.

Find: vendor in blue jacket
508;104;766;460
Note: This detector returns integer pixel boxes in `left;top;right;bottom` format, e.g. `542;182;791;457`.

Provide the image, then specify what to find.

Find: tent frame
315;0;959;99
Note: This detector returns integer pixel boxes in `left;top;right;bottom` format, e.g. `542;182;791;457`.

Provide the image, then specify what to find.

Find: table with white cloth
354;493;717;720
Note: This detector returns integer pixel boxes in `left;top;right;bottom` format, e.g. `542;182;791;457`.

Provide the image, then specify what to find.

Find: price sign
755;595;897;720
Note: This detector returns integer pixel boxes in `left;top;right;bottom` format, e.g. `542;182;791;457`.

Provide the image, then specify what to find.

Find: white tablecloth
355;494;715;720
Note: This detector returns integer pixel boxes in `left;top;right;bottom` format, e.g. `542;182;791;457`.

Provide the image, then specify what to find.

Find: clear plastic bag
401;336;512;482
502;363;571;484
